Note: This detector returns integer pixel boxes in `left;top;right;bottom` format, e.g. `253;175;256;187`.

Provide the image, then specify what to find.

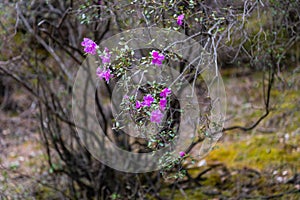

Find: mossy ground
158;69;300;199
1;68;299;199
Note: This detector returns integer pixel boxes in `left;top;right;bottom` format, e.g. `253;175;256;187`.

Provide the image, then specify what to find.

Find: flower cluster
177;14;184;26
81;37;188;161
97;47;113;83
151;51;165;66
136;94;155;109
81;38;114;83
81;39;169;83
179;151;186;158
81;38;97;55
142;94;154;107
96;68;112;83
160;87;171;98
134;87;172;124
80;10;191;180
150;109;164;123
100;47;111;64
159;88;171;110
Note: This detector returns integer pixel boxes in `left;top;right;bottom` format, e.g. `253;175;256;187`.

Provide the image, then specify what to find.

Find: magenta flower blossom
177;14;184;26
142;94;154;107
81;38;97;55
179;151;186;157
160;88;171;98
97;68;112;83
150;109;164;123
135;100;142;109
159;98;167;110
152;51;165;66
100;47;111;64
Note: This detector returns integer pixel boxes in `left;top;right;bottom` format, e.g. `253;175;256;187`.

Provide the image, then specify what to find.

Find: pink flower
142;94;154;107
179;151;186;157
177;14;184;26
135;101;142;109
97;68;112;83
150;109;164;123
100;47;111;64
152;51;165;66
81;38;97;55
160;88;171;98
159;98;167;110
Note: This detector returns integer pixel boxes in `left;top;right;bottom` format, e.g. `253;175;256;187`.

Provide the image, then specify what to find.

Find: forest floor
0;68;300;199
159;68;300;199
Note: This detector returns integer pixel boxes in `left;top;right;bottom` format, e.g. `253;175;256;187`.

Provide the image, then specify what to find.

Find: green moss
159;187;209;199
206;134;300;171
187;168;201;178
201;173;221;187
160;63;300;199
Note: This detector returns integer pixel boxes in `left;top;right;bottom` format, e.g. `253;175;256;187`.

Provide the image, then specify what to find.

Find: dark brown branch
222;65;275;132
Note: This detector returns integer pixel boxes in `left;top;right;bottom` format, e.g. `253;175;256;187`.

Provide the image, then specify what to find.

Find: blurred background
0;0;299;199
